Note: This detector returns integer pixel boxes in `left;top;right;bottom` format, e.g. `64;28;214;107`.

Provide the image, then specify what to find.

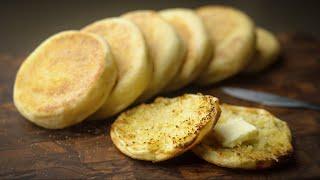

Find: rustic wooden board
0;33;319;179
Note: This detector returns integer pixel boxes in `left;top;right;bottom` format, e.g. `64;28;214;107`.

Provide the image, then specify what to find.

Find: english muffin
160;8;212;91
14;31;117;129
122;10;186;101
82;18;152;120
111;94;221;162
196;5;256;85
193;104;293;169
245;27;281;73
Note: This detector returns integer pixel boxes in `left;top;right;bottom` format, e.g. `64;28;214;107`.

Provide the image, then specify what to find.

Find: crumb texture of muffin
111;94;221;162
193;104;293;169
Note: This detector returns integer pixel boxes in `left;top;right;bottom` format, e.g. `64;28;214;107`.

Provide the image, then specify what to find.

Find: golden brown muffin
193;104;293;169
111;94;221;162
122;10;186;101
196;5;256;85
82;18;152;120
245;27;281;73
14;31;117;129
160;8;212;91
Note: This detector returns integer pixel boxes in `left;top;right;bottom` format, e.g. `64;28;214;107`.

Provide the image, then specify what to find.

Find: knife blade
221;87;320;111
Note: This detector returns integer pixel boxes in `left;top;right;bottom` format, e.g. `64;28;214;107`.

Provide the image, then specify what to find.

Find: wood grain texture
0;33;319;179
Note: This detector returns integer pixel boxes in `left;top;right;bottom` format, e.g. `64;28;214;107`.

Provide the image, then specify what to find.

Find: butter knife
221;87;320;111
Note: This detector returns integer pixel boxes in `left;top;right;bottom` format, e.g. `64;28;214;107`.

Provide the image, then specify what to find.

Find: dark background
1;0;320;54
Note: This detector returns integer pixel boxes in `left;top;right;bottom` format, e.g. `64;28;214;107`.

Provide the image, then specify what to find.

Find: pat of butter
213;117;258;148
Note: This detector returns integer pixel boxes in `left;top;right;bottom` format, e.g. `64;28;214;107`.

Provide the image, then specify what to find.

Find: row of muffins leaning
13;5;280;129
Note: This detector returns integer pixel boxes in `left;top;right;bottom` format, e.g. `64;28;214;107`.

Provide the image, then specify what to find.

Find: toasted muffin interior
111;94;220;162
193;104;293;169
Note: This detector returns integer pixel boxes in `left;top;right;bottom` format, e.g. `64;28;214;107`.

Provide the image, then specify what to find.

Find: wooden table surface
0;33;319;179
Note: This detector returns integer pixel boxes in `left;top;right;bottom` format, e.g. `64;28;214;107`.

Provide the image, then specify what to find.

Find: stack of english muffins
14;5;291;170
